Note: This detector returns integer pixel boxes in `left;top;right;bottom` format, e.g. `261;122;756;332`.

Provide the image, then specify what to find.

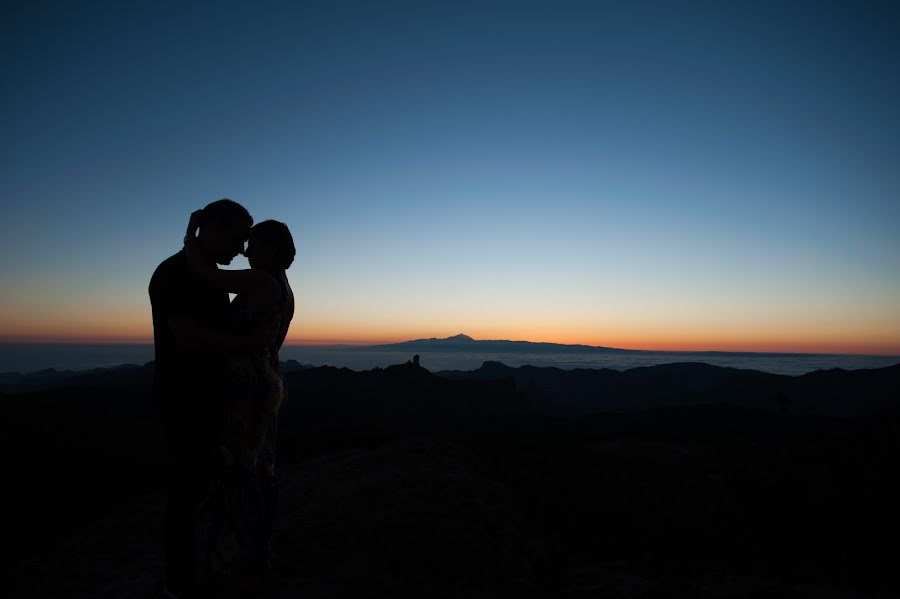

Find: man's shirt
149;250;231;407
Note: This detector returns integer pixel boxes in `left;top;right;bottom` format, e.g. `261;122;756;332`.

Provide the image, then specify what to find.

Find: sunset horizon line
2;332;898;357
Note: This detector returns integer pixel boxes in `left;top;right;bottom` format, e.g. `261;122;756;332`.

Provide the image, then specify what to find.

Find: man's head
197;199;253;265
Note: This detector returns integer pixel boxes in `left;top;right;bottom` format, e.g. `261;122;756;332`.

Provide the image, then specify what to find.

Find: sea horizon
2;342;899;377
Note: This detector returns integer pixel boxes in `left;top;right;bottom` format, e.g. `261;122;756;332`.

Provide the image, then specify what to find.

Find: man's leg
164;464;196;594
163;414;209;596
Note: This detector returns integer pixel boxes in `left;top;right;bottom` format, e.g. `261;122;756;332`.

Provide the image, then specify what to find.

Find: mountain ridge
365;334;870;357
367;333;627;353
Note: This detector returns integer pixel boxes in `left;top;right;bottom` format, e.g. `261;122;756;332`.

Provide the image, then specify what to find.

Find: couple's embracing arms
166;315;264;353
154;211;281;354
162;286;272;354
184;209;283;302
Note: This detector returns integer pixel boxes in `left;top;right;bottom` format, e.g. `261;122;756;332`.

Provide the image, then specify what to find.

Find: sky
1;0;899;353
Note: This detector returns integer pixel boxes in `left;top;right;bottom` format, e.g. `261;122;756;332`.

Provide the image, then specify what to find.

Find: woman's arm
183;209;280;297
188;254;280;297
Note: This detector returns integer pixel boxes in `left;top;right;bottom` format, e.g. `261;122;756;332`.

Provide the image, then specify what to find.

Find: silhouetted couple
149;199;295;598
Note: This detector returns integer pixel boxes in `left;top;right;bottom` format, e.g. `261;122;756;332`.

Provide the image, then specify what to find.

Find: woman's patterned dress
195;274;292;589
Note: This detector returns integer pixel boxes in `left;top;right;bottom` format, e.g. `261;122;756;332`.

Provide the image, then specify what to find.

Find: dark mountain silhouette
365;334;860;361
367;333;629;353
438;360;900;417
3;357;900;596
0;363;153;392
0;359;312;393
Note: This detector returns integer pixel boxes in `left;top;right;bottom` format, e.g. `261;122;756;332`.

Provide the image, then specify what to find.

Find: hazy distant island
366;333;850;358
367;333;631;353
2;335;900;376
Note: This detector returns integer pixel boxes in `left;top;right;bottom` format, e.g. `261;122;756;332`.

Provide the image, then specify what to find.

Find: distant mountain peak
447;334;474;342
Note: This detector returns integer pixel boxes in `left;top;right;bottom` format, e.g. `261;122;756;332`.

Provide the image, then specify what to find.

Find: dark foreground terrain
2;359;899;597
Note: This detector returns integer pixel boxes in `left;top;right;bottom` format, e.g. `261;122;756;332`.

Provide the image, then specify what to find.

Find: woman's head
244;220;295;271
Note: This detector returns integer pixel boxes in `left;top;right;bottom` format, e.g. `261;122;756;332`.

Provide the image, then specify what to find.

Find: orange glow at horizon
2;284;898;355
3;320;898;355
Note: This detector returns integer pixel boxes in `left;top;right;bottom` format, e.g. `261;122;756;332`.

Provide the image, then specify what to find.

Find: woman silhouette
184;210;295;592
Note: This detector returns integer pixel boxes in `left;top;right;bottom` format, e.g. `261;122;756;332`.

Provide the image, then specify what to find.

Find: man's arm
194;267;280;298
169;316;275;353
167;315;255;352
151;258;267;353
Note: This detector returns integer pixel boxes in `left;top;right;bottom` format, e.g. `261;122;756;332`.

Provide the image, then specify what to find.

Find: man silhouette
149;199;253;597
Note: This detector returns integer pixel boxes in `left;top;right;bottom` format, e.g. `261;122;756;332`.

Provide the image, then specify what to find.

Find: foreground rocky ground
3;360;900;597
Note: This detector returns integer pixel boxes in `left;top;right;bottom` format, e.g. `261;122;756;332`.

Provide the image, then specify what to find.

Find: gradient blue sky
2;1;899;352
